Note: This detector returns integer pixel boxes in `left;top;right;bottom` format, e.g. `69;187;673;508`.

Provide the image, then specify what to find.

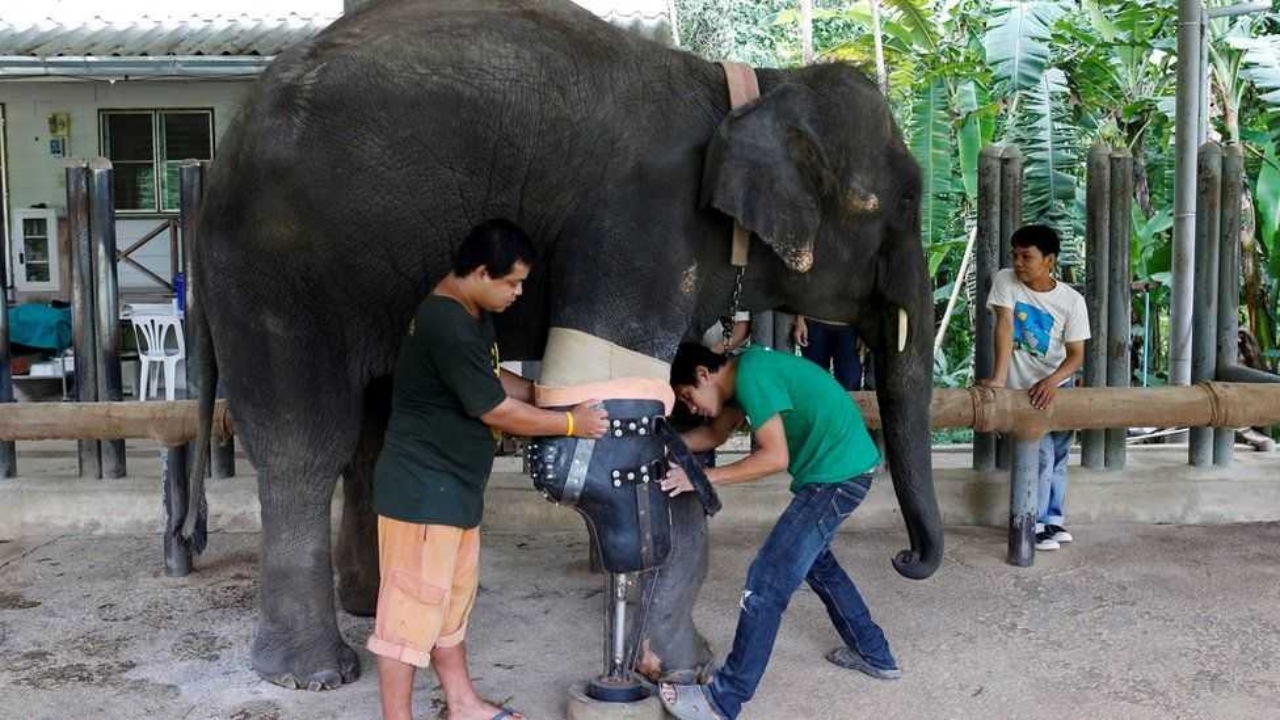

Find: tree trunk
799;0;814;64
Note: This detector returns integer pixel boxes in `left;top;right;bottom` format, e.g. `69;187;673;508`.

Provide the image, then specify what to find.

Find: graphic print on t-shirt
1014;301;1054;358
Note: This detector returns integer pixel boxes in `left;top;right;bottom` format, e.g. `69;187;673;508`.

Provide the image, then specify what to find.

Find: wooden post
1214;144;1244;466
169;219;180;290
1105;151;1133;469
67;160;101;478
995;147;1022;471
0;217;12;478
998;147;1022;270
1081;144;1111;469
90;159;126;479
973;146;1003;471
1190;143;1222;466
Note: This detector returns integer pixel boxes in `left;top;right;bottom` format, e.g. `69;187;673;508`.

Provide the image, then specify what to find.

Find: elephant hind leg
247;389;364;690
336;376;393;617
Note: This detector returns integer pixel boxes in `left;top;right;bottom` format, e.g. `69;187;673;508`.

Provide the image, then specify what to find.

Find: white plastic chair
131;313;185;401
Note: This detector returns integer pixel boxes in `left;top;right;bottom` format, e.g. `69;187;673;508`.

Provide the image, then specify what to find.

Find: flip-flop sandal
490;709;521;720
826;646;903;680
658;682;724;720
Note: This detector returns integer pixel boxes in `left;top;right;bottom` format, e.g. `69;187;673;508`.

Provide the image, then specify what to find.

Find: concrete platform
1;523;1278;719
2;441;1278;540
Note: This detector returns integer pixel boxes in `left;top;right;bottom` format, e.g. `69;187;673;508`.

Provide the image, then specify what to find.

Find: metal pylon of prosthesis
586;572;650;703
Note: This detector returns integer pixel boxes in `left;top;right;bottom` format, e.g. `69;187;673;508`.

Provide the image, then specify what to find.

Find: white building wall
3;79;254;298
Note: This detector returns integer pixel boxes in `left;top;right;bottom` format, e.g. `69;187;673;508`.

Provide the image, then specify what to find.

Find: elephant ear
701;83;837;273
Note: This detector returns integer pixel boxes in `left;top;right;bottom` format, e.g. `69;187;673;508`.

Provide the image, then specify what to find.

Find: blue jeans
801;320;863;391
707;476;894;719
1038;430;1071;527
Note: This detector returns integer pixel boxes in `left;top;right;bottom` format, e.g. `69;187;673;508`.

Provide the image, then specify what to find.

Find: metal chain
720;265;747;349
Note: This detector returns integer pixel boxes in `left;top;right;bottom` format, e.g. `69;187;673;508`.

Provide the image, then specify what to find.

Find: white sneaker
1035;531;1060;551
1046;525;1073;543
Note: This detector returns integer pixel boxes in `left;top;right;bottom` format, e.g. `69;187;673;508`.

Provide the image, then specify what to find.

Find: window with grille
100;110;213;213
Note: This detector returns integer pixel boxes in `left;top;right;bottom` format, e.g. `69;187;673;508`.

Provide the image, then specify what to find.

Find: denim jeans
707;476;895;719
1037;430;1072;527
800;320;863;391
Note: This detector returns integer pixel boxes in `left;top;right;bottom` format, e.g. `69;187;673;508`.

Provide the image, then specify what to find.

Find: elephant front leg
254;475;361;690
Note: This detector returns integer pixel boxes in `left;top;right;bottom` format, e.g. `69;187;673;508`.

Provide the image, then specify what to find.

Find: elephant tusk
897;308;908;353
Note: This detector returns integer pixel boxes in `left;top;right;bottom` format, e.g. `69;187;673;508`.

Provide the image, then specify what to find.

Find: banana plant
983;1;1078;259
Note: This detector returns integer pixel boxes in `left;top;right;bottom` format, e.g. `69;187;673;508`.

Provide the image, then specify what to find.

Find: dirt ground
2;523;1279;720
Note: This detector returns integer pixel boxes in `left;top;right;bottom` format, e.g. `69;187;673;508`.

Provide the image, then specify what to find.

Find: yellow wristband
565;411;575;438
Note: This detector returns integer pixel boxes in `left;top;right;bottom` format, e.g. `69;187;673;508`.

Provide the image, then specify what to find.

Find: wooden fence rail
4;383;1279;445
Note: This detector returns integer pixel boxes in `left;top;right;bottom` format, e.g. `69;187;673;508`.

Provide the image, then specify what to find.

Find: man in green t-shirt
368;219;609;720
658;343;899;720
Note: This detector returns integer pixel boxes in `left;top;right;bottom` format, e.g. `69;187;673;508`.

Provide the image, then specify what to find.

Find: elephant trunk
875;294;943;580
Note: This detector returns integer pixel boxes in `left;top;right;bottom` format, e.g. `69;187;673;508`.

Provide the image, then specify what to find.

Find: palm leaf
908;77;955;248
983;1;1065;95
1258;144;1280;280
1009;67;1079;261
955;80;987;205
1230;35;1280;109
879;0;939;54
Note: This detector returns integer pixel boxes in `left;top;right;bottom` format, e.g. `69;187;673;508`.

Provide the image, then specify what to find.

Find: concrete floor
2;522;1278;720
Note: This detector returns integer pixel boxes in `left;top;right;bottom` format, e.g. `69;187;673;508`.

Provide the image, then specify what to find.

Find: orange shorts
365;516;480;668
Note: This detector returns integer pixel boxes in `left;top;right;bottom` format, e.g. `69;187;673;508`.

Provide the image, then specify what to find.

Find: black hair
453;218;537;277
670;343;730;387
1010;224;1060;258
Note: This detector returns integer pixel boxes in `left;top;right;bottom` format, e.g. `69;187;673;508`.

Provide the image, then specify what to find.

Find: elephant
188;0;943;690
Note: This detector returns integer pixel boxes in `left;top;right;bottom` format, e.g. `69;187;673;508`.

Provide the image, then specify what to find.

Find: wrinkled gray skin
191;0;942;689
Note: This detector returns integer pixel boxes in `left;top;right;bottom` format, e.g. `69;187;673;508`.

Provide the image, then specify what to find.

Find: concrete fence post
89;159;126;479
1082;144;1111;469
1008;436;1041;567
1105;150;1133;469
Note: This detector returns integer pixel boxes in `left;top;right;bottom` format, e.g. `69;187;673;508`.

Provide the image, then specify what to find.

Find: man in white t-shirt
981;225;1091;551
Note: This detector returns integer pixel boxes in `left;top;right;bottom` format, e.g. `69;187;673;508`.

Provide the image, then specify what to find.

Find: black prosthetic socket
528;399;670;573
527;399;720;573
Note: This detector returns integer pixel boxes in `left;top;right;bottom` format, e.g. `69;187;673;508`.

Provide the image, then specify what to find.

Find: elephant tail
179;272;216;554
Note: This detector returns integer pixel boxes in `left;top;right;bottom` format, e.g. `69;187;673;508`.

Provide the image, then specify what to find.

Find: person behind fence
980;224;1090;551
367;218;609;720
791;314;865;391
657;342;898;720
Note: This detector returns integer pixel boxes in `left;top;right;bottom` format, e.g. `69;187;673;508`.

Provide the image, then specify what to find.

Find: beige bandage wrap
534;327;675;414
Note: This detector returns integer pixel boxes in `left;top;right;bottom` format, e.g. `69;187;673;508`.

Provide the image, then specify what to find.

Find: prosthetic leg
528;330;719;704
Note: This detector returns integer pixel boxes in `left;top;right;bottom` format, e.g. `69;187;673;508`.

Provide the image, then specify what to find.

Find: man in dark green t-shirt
368;219;608;720
658;343;899;720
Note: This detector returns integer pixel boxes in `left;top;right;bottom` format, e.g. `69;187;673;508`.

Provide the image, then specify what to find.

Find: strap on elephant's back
719;61;759;269
654;417;722;517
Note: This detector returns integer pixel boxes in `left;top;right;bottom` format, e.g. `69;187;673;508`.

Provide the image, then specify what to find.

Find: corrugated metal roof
0;12;338;58
0;1;672;62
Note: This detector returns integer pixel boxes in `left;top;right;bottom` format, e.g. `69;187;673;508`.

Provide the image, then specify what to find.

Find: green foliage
910;78;956;247
672;0;1280;383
